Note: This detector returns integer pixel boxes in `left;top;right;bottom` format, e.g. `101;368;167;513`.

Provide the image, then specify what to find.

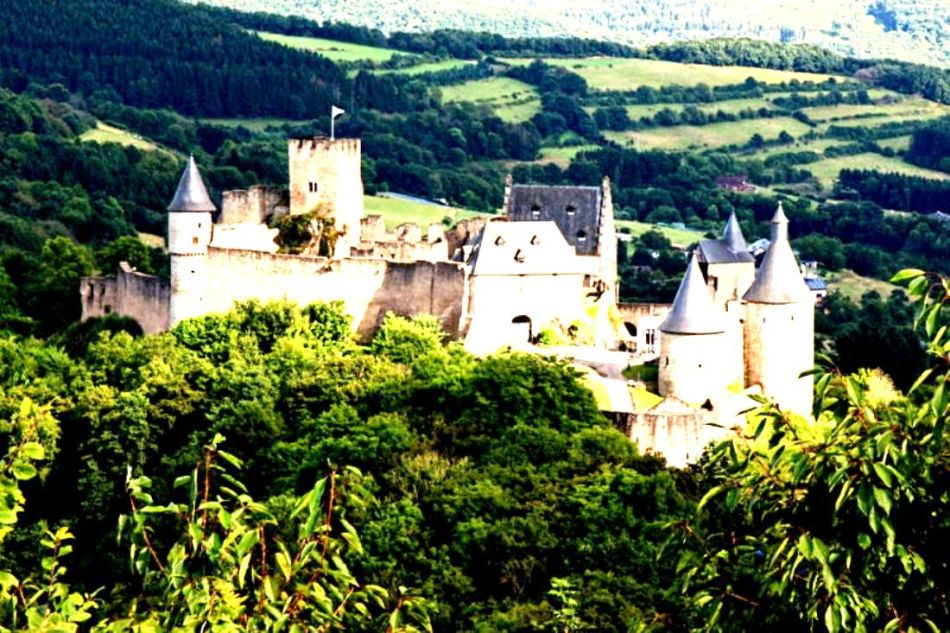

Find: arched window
512;315;532;342
566;204;576;216
531;204;541;218
530;235;540;245
514;249;525;263
576;230;587;243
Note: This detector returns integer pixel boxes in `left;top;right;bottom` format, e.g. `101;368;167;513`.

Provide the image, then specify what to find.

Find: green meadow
505;57;845;90
256;31;398;62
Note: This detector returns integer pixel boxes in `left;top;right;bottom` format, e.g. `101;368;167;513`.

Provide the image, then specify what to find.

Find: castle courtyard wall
201;248;466;340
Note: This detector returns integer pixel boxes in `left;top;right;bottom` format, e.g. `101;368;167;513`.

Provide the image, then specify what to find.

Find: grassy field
825;270;900;302
582;372;613;410
80;122;160;151
876;135;912;151
256;31;397;62
137;232;165;249
364;195;488;229
742;137;843;159
381;60;472;75
605;117;813;151
805;153;950;188
804;99;949;124
504;57;845;91
438;77;540;122
199;117;305;131
537;145;599;166
621;96;781;120
616;220;704;247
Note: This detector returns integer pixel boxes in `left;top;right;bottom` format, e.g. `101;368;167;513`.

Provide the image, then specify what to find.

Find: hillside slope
190;0;948;67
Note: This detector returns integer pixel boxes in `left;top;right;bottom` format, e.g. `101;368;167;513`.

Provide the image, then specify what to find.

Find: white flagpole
330;105;345;141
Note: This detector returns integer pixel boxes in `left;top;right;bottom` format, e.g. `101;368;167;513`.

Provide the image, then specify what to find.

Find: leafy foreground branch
672;269;949;632
0;430;430;632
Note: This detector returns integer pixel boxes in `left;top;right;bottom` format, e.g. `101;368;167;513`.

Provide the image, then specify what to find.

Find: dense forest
0;0;347;118
1;275;948;631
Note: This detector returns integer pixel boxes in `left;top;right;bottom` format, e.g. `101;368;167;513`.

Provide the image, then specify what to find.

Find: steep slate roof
506;184;601;256
743;203;811;304
168;156;216;213
470;221;587;276
659;254;728;334
697;212;755;264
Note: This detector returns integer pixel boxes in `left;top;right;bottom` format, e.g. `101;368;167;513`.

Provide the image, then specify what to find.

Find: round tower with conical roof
658;254;738;409
168;156;215;326
742;202;814;415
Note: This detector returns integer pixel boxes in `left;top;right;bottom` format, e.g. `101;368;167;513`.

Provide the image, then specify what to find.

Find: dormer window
530;235;540;245
566;205;576;216
514;249;525;263
531;204;541;218
576;230;587;243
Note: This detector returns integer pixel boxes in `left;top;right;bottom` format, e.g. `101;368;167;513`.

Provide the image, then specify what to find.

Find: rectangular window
309;182;319;193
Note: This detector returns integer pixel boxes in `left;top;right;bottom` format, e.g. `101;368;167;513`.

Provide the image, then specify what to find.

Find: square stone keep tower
288;137;364;256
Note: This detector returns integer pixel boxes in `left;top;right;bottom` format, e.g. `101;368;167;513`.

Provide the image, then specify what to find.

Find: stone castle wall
607;409;714;468
219;185;285;225
80;263;170;333
200;248;467;339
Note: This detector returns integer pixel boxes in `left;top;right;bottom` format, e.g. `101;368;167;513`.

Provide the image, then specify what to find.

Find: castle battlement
290;136;361;154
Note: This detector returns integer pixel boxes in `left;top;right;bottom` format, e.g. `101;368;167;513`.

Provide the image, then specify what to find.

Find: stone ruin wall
80;264;171;333
200;247;467;340
605;409;715;468
219;185;286;225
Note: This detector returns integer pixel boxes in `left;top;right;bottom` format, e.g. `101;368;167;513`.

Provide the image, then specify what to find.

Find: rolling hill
189;0;949;67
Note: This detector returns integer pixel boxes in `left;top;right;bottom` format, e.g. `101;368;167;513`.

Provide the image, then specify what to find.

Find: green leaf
824;603;841;633
925;303;940;338
873;486;893;516
10;461;37;481
275;551;292;580
872;463;893;488
834;478;853;512
890;269;924;284
20;442;44;460
697;485;725;513
0;571;18;590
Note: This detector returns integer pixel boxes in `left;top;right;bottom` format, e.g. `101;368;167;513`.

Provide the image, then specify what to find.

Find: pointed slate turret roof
659;253;728;334
697;211;755;264
722;211;749;253
167;156;216;213
743;202;811;304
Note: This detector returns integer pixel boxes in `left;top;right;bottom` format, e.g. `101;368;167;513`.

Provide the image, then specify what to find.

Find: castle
81;137;814;466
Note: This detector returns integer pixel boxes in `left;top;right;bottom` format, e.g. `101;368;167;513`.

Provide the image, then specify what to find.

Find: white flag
331;105;345;119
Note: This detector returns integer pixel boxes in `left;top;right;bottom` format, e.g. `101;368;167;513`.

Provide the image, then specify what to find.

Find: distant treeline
648;39;950;105
838;169;950;214
0;0;346;118
203;5;640;59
